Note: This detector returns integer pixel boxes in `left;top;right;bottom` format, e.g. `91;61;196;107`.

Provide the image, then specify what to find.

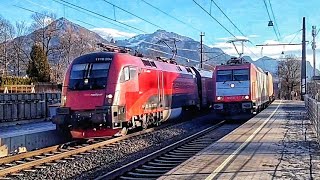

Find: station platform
160;100;320;179
0;121;66;158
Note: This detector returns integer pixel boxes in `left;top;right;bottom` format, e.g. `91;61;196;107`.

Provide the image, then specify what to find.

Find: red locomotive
53;45;214;139
213;57;274;115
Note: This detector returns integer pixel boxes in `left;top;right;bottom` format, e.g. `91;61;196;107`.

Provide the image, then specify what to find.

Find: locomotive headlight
244;95;249;99
230;83;235;88
61;95;67;106
217;96;222;100
106;94;113;104
106;94;113;99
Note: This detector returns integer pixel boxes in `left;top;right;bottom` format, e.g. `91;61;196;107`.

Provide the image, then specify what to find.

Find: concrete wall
0;93;61;123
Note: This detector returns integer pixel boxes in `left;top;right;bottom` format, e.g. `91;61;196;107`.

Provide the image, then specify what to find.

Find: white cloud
248;34;259;38
91;28;137;39
216;36;253;42
211;38;306;61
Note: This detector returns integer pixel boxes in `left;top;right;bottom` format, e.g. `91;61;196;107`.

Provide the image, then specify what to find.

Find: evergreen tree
27;44;51;82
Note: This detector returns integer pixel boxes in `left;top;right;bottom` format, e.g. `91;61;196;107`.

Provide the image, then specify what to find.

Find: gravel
15;111;224;180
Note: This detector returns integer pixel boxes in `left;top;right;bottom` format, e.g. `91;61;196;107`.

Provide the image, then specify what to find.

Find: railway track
0;127;160;179
95;121;230;180
0;110;209;179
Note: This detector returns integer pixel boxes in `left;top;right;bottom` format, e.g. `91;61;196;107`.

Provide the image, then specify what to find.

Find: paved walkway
160;100;320;179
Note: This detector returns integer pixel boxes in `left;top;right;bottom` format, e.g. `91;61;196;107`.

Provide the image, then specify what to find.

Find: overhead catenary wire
52;0;140;34
288;29;302;44
210;0;246;37
101;0;163;29
140;0;202;32
263;0;280;41
209;0;257;48
193;0;237;39
17;2;199;58
268;0;281;39
193;0;260;60
53;0;200;53
55;0;148;33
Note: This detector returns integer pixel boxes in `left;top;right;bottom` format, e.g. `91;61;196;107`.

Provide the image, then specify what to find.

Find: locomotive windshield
217;70;232;82
233;69;249;81
68;62;110;90
217;69;249;82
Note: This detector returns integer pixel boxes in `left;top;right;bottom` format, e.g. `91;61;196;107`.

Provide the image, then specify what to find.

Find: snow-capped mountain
116;29;230;67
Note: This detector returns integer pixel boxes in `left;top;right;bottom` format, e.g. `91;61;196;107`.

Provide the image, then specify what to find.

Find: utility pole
312;26;317;77
301;17;307;100
200;32;205;68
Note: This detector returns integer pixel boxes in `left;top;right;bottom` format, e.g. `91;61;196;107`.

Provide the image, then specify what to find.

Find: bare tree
277;55;301;100
30;12;57;57
11;21;29;76
0;16;15;76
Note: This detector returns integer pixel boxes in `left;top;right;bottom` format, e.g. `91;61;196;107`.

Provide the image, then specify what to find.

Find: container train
53;46;214;138
53;46;274;139
213;57;274;114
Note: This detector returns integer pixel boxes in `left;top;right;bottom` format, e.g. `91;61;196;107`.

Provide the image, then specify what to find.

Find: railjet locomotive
213;57;274;114
53;45;214;138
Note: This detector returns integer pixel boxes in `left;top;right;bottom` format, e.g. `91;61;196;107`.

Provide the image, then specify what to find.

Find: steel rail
95;120;226;180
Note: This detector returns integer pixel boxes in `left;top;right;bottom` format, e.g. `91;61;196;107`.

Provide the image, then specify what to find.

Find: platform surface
160;100;320;179
0;121;55;138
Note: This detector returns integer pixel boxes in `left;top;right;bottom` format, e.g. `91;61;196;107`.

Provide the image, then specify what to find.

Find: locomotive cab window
68;62;110;90
233;69;249;81
217;70;232;82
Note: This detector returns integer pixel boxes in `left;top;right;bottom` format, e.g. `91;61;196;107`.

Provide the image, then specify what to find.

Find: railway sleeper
23;169;37;172
147;161;179;167
187;142;212;145
178;146;205;150
34;166;47;169
173;149;199;153
127;171;163;178
164;153;191;158
141;164;173;170
25;158;37;161
15;160;26;164
168;151;194;156
119;176;152;180
153;159;183;164
4;163;15;167
10;173;24;176
134;168;168;174
158;156;188;161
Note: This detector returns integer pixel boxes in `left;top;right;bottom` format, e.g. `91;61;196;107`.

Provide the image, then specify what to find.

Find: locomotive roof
72;52;116;64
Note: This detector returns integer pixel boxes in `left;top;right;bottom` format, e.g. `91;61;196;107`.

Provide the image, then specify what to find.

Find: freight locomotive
53;45;214;138
213;57;274;115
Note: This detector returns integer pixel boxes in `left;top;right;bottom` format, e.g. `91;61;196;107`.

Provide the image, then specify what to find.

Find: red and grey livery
213;57;274;115
53;51;213;138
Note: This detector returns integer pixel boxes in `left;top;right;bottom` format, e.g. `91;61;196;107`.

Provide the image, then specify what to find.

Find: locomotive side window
217;70;232;82
124;67;130;81
120;66;138;82
233;69;249;81
129;67;137;79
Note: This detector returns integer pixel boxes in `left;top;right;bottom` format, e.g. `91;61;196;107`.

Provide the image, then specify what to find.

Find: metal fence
0;93;61;123
305;95;320;140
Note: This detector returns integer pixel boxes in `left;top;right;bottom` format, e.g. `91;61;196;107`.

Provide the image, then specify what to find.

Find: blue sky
1;0;320;66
